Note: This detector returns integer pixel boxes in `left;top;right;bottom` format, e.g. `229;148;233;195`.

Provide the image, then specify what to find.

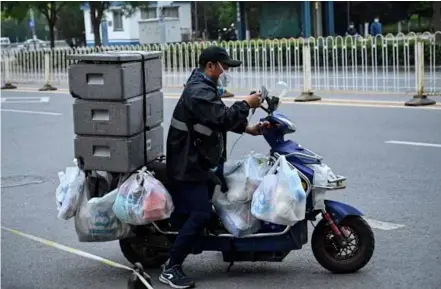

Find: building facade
81;1;192;46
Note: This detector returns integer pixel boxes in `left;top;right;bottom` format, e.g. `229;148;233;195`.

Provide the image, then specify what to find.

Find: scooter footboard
325;200;363;224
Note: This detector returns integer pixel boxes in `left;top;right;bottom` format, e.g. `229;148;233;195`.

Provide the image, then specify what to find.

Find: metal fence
1;31;441;95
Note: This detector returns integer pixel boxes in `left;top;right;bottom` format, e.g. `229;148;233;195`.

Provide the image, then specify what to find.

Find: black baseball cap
198;46;242;68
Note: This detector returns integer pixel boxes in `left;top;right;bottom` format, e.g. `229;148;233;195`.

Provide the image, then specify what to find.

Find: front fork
320;209;350;247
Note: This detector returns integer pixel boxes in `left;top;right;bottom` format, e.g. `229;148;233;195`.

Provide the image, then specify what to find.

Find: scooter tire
311;215;375;274
120;237;169;269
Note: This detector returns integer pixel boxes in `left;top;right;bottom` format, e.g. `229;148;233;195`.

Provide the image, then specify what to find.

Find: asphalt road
1;90;441;289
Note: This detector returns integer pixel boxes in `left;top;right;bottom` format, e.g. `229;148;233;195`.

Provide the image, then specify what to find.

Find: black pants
168;181;212;266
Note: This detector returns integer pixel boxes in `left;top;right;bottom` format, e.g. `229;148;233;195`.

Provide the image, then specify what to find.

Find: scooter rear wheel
311;215;375;274
120;236;169;269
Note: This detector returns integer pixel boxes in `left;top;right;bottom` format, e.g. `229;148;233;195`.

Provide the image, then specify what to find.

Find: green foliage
56;2;85;46
1;2;32;20
1;10;48;42
217;2;235;28
1;1;74;47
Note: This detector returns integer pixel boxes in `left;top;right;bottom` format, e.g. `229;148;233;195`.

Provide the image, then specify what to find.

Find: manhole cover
1;175;45;188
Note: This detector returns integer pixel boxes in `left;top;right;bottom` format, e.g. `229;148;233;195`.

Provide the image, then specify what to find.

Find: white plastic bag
112;167;174;225
307;163;337;187
55;159;85;220
251;155;306;225
212;186;261;237
225;153;270;203
74;185;133;242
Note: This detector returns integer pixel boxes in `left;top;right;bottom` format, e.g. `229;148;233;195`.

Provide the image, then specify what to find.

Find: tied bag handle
266;155;284;175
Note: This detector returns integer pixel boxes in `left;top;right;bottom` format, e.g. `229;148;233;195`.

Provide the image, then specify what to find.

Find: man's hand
244;92;262;108
245;121;271;136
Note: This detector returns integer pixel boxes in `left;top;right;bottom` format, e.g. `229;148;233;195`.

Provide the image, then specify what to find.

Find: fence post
295;41;321;102
405;39;435;106
1;52;17;90
39;50;57;91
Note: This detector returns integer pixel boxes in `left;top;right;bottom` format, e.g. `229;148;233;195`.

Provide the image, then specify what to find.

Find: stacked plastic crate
67;51;164;173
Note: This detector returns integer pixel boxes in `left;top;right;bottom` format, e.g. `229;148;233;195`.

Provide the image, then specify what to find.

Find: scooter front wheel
311;215;375;274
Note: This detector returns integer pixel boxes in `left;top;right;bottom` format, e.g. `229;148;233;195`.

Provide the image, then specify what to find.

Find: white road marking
1;96;50;103
315;215;405;231
385;140;441;148
1;109;61;116
363;218;406;231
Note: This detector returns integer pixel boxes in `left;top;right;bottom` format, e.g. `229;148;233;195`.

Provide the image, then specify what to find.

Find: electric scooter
119;84;375;274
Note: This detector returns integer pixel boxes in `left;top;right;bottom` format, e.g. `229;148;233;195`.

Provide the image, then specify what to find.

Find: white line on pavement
1;96;50;103
385;140;441;148
1;109;61;116
363;218;406;230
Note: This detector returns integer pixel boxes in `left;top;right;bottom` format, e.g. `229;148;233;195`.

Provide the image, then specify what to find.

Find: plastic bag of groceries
74;180;133;242
112;167;174;225
55;158;85;220
225;153;270;203
307;163;337;187
251;155;306;226
212;186;261;237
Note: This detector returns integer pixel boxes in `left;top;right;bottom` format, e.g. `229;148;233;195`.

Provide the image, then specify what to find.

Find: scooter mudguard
324;200;363;223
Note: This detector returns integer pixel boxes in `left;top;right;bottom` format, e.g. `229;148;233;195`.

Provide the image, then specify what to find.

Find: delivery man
161;46;266;288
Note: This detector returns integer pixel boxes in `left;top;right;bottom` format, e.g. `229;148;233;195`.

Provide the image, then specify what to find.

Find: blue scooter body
197;110;364;259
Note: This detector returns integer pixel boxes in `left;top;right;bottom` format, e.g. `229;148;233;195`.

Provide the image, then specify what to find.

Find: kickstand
127;262;152;289
226;261;235;272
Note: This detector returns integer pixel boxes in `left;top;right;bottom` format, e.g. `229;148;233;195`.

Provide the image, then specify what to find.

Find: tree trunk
92;18;102;47
49;23;55;48
89;2;102;47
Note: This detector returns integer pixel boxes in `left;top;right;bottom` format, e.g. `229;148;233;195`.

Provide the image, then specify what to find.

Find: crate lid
67;51;162;62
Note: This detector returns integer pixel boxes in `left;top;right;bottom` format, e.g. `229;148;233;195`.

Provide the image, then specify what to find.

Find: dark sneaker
159;264;195;289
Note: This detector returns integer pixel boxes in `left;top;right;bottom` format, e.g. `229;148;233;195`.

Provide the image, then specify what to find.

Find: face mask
375;19;379;23
349;25;354;28
217;62;232;88
217;86;225;97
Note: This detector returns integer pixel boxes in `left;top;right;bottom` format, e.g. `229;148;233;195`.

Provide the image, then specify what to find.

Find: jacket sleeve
184;87;250;133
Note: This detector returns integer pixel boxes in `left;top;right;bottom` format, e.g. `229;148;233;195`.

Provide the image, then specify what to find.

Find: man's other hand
245;121;271;136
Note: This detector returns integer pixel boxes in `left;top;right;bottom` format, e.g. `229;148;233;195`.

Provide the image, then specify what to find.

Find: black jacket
166;69;250;182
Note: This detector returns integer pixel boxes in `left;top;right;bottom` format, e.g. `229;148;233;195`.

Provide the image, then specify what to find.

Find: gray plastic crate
68;51;162;101
74;125;164;173
73;91;163;136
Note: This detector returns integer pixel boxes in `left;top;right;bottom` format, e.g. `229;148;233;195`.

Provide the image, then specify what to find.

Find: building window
162;7;179;18
113;10;123;31
141;7;157;19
